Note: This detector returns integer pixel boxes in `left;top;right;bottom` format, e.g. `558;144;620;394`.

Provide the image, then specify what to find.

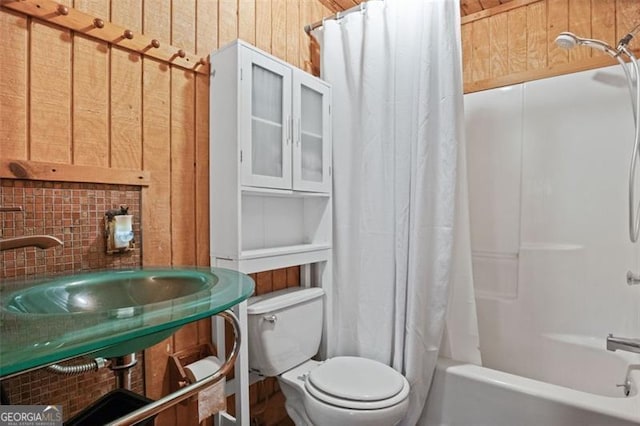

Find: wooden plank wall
0;1;332;425
462;0;640;93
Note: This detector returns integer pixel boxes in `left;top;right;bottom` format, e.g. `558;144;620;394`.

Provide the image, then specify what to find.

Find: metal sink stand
105;310;241;426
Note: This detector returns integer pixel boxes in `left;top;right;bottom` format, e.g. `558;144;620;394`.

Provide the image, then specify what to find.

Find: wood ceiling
317;0;516;17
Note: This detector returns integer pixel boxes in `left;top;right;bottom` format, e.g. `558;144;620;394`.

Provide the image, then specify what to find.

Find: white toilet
247;287;410;426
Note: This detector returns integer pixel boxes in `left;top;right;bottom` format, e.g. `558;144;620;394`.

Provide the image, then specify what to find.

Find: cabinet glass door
293;71;331;192
241;50;292;189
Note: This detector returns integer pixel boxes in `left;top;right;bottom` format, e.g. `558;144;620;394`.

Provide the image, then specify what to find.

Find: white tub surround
457;64;640;426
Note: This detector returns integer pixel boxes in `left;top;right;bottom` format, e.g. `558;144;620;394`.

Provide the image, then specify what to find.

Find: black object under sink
65;389;155;426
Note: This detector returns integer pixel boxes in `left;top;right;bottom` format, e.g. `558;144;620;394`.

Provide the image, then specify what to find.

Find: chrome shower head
555;32;579;50
555;32;620;57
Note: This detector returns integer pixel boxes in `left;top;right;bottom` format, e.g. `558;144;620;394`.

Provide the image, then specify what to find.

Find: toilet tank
247;287;324;376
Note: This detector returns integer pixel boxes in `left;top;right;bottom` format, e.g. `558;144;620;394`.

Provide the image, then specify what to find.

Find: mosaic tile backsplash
0;179;144;419
1;180;141;279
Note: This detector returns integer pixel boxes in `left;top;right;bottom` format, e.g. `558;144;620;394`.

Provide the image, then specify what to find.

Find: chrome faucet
0;206;63;251
0;236;63;251
607;334;640;354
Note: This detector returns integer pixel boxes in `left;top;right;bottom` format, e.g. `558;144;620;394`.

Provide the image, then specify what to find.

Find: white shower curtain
312;0;478;423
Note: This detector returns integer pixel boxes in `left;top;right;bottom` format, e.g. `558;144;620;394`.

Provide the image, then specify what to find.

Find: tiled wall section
0;179;144;420
0;180;141;279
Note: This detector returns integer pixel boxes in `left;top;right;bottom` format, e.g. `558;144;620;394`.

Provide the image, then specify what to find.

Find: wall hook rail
1;0;209;74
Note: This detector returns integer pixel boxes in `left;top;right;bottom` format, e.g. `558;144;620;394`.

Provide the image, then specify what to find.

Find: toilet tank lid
247;287;324;315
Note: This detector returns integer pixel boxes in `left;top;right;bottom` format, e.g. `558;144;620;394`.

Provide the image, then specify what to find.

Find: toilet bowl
282;358;410;426
247;287;410;426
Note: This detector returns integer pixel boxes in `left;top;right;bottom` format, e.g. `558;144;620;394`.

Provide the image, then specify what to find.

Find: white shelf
211;40;333;426
214;246;331;274
241;186;330;197
240;243;331;259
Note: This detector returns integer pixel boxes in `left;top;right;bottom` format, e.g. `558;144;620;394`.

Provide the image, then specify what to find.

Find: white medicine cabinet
240;42;331;192
210;40;332;273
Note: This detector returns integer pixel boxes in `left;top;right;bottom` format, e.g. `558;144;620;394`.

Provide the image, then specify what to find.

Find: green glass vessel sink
5;270;216;314
0;268;254;377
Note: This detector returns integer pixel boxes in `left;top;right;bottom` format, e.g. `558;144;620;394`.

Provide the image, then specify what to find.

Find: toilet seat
304;357;410;410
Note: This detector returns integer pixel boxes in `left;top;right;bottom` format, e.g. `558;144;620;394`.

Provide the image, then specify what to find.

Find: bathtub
425;335;640;426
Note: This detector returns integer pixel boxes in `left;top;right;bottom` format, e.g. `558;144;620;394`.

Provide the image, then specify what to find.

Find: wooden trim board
464;48;640;93
461;0;542;24
1;159;151;186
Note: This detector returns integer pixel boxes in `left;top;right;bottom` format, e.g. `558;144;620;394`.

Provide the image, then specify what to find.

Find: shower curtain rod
304;0;381;34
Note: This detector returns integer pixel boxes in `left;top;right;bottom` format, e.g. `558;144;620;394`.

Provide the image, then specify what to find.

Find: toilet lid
305;357;409;410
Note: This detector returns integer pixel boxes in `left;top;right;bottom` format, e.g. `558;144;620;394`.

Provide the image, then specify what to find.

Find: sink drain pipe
110;353;137;390
47;357;110;375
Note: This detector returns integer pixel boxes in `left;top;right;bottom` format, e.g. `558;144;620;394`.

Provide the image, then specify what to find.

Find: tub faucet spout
607;334;640;354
